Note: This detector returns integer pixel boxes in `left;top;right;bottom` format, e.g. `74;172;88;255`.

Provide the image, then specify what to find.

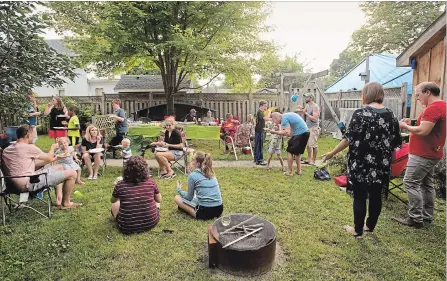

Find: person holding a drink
44;96;68;140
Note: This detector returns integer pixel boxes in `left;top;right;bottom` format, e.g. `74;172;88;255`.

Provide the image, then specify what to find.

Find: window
58;89;65;96
95;88;104;96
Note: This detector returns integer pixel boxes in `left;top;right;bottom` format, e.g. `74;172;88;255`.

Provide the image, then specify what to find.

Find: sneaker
256;161;267;166
391;216;424;228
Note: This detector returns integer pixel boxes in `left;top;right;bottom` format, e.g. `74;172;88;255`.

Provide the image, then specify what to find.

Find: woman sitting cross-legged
81;124;104;180
111;156;162;235
174;151;223;220
152;117;184;179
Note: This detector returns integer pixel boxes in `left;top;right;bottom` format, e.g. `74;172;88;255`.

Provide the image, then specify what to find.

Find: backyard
0;136;445;280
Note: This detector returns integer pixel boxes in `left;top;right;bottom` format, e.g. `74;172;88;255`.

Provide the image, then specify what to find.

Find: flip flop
295;171;302;176
92;176;98;180
58;202;83;210
283;171;294;177
163;174;176;179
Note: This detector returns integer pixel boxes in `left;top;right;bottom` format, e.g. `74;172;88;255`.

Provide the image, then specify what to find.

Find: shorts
307;127;321;148
195;204;224;220
48;129;67;139
29;167;66;191
268;146;281;154
68;136;80;146
286;132;310;156
171;150;184;161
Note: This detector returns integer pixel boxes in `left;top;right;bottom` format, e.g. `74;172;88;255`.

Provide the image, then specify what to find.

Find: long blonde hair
53;96;65;110
194;151;214;179
84;125;102;142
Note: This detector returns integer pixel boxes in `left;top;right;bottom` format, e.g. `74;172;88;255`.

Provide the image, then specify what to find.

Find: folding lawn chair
220;123;254;161
384;143;409;204
79;149;107;177
0;148;53;225
157;126;190;176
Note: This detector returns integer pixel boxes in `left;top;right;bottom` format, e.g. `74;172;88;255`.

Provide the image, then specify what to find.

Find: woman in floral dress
323;82;402;238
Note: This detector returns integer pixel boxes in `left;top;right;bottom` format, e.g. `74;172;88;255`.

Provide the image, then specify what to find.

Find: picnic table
128;125;221;140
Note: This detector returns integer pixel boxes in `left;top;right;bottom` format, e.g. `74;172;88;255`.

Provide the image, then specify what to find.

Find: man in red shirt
393;82;446;228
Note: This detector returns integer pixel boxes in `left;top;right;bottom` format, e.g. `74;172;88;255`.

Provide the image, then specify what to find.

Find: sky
43;1;367;74
262;1;366;72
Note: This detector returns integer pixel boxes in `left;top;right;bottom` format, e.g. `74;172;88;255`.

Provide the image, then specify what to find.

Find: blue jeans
254;132;264;163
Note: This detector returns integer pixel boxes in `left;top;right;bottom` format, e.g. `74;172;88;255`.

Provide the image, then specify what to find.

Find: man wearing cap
184;109;197;122
297;92;320;165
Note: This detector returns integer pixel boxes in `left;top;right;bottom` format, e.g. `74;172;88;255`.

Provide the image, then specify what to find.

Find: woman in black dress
44;96;68;139
323;82;402;238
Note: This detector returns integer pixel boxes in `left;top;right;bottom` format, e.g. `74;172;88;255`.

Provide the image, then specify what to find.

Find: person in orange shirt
220;113;239;152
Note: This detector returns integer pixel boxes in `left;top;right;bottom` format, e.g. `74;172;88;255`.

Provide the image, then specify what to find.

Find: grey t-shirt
305;105;319;128
115;108;128;134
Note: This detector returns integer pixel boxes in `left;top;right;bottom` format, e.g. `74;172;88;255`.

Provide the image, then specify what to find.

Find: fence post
248;93;253;115
401;82;408;118
100;94;105;115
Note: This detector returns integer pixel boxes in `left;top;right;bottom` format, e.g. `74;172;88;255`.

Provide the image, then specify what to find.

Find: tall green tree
49;1;275;114
0;1;76;127
0;1;76;91
350;1;445;56
328;1;445;83
256;54;305;89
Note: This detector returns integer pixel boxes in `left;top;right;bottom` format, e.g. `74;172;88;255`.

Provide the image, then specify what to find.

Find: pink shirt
2;142;43;190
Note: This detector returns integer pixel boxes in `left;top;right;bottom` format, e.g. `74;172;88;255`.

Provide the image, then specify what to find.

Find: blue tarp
325;54;413;107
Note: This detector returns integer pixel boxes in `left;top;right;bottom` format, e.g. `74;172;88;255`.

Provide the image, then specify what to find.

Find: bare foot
266;165;271;170
344;225;362;238
59;202;83;210
76;179;85;185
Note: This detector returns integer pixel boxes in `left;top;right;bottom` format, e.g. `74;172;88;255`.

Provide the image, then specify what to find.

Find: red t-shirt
409;101;446;159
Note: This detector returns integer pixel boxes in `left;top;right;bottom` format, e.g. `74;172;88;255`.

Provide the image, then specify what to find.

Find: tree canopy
0;1;76;127
0;1;76;92
49;1;276;114
328;1;445;84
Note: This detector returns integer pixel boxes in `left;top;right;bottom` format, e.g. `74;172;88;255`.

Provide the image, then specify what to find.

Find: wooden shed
396;12;446;118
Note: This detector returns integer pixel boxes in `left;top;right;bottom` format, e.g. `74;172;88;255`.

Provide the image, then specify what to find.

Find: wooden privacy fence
321;85;407;133
36;92;280;124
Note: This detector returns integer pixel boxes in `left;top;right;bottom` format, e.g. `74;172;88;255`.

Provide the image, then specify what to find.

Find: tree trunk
166;87;175;117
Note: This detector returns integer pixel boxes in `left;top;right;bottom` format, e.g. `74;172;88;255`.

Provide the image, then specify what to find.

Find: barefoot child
55;137;84;185
266;124;285;171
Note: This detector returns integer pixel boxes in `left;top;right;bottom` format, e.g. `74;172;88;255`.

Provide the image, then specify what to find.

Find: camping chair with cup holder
79;148;107;177
0;148;53;225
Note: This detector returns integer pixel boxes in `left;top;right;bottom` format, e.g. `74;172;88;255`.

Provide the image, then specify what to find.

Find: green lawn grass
0;165;445;280
35;134;339;161
2;134;444;280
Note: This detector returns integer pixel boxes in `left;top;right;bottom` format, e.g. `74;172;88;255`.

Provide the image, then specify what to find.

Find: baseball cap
190;109;197;113
303;93;314;99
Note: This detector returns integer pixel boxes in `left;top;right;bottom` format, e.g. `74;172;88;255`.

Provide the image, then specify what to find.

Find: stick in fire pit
220;215;257;234
222;227;263;249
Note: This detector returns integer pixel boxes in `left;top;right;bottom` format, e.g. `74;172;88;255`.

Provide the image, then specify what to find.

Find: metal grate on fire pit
209;213;277;276
213;214;276;251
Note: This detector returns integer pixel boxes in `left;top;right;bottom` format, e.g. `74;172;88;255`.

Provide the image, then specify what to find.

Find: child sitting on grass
111;156;162;235
266;124;285;171
174;151;223;220
55;137;84;185
120;138;132;162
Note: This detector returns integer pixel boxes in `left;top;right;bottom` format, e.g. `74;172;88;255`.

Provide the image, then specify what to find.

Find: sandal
344;225;363;239
163;173;176;179
159;172;168;179
364;225;373;233
295;171;302;176
283;171;294;177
